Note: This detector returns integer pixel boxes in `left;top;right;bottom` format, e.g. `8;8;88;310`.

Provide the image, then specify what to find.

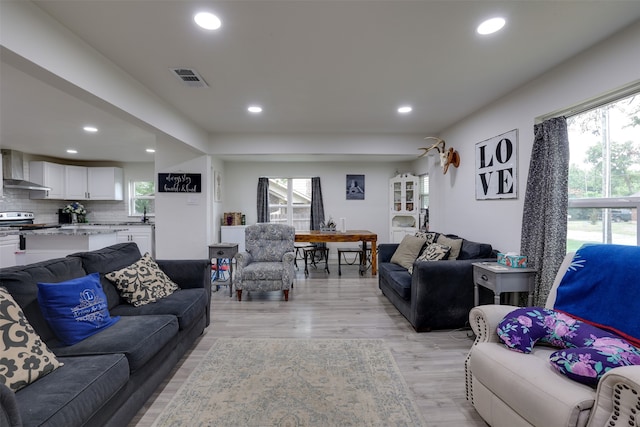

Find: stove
0;211;60;230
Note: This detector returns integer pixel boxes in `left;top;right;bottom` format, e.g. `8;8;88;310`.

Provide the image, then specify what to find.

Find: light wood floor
129;262;488;427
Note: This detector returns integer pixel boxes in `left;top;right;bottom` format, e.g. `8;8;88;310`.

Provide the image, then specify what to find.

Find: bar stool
302;244;330;276
294;243;314;270
338;245;371;276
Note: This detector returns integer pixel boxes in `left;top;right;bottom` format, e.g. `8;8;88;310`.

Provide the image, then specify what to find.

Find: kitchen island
21;228;120;264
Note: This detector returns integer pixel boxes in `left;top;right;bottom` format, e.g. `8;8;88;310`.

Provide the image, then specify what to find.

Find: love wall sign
475;129;518;200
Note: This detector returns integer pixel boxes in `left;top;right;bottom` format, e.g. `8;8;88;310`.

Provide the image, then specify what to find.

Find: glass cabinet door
405;181;414;211
393;182;402;211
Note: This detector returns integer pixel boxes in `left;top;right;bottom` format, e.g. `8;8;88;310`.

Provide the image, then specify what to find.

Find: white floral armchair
235;223;296;301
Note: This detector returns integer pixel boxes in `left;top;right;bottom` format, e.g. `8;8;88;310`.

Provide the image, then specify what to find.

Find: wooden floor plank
128;264;487;426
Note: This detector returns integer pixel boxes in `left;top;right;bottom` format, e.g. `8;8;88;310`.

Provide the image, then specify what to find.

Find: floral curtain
520;117;570;305
257;177;270;223
310;177;325;230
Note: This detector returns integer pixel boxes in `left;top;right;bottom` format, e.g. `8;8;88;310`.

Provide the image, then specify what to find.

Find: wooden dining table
295;230;378;275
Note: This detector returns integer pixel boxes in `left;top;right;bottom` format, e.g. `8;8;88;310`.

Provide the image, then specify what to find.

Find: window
419;174;429;229
268;178;312;231
129;181;155;217
567;92;640;251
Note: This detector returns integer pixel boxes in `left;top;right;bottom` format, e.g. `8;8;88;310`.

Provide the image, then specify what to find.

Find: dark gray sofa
378;235;496;332
0;242;210;427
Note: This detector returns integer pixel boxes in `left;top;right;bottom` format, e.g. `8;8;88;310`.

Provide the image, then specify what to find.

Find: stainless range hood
1;149;51;191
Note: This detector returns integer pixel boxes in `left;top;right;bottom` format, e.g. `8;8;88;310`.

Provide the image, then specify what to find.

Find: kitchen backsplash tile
1;188;132;224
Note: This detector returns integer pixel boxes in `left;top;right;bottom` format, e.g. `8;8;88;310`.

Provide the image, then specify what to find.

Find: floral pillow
0;287;63;391
105;253;179;307
497;307;640;386
408;243;451;274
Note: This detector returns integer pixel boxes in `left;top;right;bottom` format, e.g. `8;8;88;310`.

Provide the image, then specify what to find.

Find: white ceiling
2;1;640;162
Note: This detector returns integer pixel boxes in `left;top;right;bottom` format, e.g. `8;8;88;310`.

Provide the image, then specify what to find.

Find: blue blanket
554;244;640;347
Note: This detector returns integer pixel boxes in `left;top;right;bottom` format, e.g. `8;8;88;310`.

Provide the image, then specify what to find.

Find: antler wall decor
418;136;461;174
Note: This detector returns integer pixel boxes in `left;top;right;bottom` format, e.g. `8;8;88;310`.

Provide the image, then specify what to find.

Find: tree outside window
567;92;640;250
130;181;155;217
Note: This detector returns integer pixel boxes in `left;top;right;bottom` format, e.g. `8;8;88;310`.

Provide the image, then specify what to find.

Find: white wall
223;160;413;254
415;21;640;254
154;138;212;259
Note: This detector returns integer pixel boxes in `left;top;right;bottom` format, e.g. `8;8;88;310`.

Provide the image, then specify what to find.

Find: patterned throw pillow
414;231;439;245
0;287;63;392
497;307;640;386
408;243;451;273
105;253;179;307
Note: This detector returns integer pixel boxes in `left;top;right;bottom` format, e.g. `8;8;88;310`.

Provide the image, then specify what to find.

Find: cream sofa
465;252;640;427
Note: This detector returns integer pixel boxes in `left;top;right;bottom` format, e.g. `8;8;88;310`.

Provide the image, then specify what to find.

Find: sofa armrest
410;258;495;331
156;259;210;290
0;383;21;427
377;244;399;263
587;366;640;427
468;304;519;344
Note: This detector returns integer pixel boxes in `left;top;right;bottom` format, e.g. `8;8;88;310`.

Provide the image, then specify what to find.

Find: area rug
152;338;426;426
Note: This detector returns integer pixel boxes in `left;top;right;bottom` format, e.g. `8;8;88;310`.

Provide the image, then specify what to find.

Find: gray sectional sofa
0;242;211;427
378;234;497;331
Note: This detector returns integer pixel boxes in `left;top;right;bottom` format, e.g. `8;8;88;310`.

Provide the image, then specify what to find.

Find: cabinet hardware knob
481;274;488;281
217;250;225;256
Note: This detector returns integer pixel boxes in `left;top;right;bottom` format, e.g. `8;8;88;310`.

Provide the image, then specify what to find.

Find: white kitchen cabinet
64;165;88;200
87;167;123;200
29;161;65;199
0;235;20;268
389;173;420;243
116;225;154;256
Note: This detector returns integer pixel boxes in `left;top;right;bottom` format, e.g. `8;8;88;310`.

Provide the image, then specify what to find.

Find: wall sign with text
475;129;518;200
158;173;202;193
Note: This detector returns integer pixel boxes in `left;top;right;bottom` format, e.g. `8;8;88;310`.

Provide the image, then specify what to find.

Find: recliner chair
235;223;296;301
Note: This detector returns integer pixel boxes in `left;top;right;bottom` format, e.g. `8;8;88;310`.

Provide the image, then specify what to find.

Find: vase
71;213;78;224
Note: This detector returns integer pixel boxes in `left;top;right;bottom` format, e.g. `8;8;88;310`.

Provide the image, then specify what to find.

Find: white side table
472;262;537;307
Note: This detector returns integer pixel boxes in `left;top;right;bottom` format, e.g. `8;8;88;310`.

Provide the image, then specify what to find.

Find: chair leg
283;289;289;301
236;289;242;301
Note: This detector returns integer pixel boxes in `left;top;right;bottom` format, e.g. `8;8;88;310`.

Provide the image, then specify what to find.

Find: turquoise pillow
37;273;120;346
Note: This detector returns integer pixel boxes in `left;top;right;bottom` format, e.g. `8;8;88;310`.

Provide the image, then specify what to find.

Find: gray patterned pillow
105;253;179;307
0;287;63;392
408;243;451;274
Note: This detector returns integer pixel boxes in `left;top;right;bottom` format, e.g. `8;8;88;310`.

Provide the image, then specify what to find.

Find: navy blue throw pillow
37;273;120;346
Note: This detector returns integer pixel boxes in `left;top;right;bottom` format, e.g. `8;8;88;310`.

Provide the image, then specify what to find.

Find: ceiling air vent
170;68;209;88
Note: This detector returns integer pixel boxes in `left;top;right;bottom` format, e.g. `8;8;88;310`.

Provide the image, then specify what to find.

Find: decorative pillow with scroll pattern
408;243;451;274
497;306;640;386
0;287;63;392
414;231;440;245
105;253;179;307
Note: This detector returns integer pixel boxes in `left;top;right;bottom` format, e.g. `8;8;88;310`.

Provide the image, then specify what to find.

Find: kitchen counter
0;227;125;237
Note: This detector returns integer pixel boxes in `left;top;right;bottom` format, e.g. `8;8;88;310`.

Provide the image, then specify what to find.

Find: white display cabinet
389;173;419;243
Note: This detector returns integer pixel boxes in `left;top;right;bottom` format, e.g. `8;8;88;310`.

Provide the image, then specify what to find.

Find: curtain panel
257;177;270;223
520;117;569;305
310;177;325;230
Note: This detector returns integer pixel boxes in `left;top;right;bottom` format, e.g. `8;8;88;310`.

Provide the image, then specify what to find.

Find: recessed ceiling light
477;17;506;35
66;149;78;154
146;148;156;153
397;106;413;114
194;12;221;30
83;126;98;132
248;105;263;114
